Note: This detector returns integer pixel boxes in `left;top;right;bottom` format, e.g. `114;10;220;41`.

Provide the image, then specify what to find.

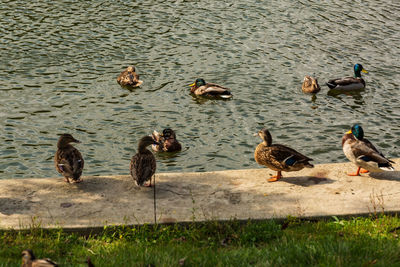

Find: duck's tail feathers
326;82;336;89
220;91;233;99
305;162;314;168
379;166;395;171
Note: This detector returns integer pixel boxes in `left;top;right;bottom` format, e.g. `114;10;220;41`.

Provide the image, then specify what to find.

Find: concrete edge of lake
1;159;400;231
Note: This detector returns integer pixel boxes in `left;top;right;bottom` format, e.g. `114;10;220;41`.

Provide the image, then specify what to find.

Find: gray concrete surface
1;159;400;230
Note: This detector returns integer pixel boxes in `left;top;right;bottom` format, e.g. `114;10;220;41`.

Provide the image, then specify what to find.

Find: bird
130;135;158;187
189;78;232;98
152;128;182;152
302;75;321;94
54;134;84;183
342;124;394;176
117;66;143;87
21;249;58;267
254;128;314;182
326;63;368;90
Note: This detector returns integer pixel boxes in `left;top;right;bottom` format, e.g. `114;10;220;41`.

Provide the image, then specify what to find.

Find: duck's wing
362;138;394;163
270;144;313;167
326;77;363;89
71;148;84;180
198;83;232;98
117;70;128;84
55;147;83;180
32;258;58;267
351;140;394;168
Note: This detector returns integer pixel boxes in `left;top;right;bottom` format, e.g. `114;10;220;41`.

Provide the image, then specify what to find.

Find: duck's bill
362;69;368;73
346;130;352;134
189;82;195;87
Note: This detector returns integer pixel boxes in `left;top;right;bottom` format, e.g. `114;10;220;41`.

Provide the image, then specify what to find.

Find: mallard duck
54;134;84;183
152;128;182;152
254;128;314;182
189;78;232;98
21;249;58;267
342;124;394;176
302;75;321;94
117;66;143;87
326;63;368;90
130;135;158;187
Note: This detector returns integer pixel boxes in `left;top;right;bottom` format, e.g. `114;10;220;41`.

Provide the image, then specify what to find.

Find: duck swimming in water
254;128;314;182
302;75;321;94
130;135;158;187
54;134;84;183
117;66;143;87
152;128;182;152
342;124;394;176
21;249;58;267
326;64;368;90
189;78;232;98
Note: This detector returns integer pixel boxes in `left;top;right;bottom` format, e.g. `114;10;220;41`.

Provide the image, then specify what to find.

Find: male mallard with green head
189;78;232;98
117;66;143;87
54;134;84;183
302;75;321;94
152;128;182;152
326;63;368;90
130;136;158;187
342;124;394;176
254;128;314;182
21;249;58;267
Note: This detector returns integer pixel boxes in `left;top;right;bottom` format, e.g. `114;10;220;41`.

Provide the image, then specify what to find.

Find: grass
1;215;400;266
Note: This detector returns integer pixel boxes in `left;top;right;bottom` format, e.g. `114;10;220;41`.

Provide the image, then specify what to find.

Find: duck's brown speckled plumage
130;136;157;186
302;75;321;94
254;128;313;182
189;78;232;98
117;66;143;87
54;134;84;183
21;249;58;267
152;128;182;152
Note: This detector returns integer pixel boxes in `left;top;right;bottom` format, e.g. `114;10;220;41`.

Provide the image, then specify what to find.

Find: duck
302;75;321;94
326;63;368;90
254;128;314;182
21;249;58;267
130;135;158;187
54;134;84;183
342;124;394;176
189;78;232;98
152;128;182;152
117;66;143;87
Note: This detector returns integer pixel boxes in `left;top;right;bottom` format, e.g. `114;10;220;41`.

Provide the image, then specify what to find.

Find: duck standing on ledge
342;124;394;176
152;128;182;152
189;78;232;98
21;249;58;267
326;63;368;90
54;134;84;183
130;136;158;187
117;66;143;87
254;128;314;182
302;75;321;94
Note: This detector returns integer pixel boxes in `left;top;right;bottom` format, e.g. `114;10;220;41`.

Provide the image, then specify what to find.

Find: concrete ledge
1;160;400;230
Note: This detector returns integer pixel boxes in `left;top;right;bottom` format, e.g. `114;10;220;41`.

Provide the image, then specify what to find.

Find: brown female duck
302;75;321;94
152;128;182;152
130;135;158;187
54;134;84;183
254;128;314;182
189;78;232;98
117;66;143;87
21;249;58;267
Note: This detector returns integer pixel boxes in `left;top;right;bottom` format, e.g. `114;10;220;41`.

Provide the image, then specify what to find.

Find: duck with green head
342;124;394;176
326;64;368;90
189;78;232;98
254;128;314;182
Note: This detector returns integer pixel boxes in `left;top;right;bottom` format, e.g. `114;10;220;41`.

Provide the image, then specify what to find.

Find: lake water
1;0;400;179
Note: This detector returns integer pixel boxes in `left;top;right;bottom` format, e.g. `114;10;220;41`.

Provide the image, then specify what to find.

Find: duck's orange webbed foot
360;168;369;174
347;166;364;176
268;171;282;182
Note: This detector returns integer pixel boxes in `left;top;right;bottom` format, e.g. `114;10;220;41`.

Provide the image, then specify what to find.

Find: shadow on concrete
369;171;400;181
280;176;335;187
0;197;33;215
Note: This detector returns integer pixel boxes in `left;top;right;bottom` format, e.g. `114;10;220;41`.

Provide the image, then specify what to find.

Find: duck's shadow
279;176;335;187
369;171;400;181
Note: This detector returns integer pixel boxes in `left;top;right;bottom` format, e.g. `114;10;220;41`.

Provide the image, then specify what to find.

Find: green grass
1;215;400;266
